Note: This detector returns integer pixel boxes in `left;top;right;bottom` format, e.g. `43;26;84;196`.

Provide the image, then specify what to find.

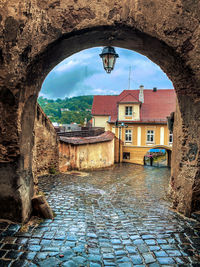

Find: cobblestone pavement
0;164;200;266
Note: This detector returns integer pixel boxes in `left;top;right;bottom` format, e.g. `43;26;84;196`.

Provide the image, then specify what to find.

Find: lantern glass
102;54;116;73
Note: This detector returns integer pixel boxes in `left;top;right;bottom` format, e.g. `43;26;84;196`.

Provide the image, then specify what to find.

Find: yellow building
92;86;176;165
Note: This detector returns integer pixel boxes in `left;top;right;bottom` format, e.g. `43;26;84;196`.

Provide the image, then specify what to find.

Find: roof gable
118;92;140;103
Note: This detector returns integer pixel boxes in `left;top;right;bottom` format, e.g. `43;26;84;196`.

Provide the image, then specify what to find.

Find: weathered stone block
32;195;54;220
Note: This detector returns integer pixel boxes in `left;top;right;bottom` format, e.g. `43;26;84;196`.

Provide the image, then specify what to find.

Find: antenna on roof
128;66;132;90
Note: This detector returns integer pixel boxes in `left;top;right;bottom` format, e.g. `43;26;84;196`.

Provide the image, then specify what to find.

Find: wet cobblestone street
0;164;200;266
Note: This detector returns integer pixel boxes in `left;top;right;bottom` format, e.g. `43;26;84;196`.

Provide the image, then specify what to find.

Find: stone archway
143;145;172;167
0;0;200;222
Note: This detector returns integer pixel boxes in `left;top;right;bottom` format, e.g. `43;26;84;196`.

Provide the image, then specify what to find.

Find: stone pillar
0;89;35;222
170;96;200;216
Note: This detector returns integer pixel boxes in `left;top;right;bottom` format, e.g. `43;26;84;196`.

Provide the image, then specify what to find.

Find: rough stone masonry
0;0;200;222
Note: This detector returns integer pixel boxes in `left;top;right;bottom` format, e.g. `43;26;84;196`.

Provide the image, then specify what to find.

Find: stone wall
32;104;59;185
170;100;200;216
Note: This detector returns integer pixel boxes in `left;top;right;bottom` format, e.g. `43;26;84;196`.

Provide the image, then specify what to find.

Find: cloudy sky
40;47;173;99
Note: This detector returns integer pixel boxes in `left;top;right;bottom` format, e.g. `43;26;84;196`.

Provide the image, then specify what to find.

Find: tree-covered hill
38;95;93;124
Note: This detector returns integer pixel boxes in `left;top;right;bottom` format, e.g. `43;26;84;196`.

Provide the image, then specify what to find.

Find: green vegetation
38;95;93;124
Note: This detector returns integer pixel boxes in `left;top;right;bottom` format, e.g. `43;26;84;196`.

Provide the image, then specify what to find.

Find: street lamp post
119;126;122;163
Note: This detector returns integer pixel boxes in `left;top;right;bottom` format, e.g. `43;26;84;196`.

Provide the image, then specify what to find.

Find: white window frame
125;106;132;116
169;131;173;144
125;129;132;142
146;130;155;143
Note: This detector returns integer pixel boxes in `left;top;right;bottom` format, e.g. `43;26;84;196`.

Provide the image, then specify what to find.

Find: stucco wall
59;139;114;171
121;145;171;165
59;143;77;172
118;104;140;121
113;124;171;147
93;116;110;130
32;105;59;183
122;146;149;165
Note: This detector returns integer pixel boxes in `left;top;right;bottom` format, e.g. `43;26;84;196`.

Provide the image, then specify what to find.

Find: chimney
153;87;157;92
139;85;144;103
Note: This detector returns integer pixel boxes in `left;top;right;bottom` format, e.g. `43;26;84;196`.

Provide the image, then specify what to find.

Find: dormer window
125;106;132;116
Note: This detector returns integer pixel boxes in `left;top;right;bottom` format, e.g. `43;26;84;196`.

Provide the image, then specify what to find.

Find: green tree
38;95;93;124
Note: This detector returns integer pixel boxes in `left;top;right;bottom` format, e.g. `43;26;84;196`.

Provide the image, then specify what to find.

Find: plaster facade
113;124;171;147
118;104;140;121
59;138;114;172
92;116;110;130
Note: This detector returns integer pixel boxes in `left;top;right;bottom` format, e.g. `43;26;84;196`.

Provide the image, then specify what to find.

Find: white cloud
53;48;102;73
54;60;79;72
93;88;104;93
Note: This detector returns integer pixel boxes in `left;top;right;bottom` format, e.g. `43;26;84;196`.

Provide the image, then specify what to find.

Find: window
147;130;154;143
125;106;132;116
125;129;132;142
123;152;130;160
169;131;173;144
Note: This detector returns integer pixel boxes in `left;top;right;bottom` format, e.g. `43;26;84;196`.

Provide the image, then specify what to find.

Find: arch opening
1;21;199;222
144;147;172;168
36;46;174;176
26;25;194;95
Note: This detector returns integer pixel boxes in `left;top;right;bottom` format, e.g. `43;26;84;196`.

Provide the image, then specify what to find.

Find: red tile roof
59;131;115;145
91;89;176;123
92;95;118;117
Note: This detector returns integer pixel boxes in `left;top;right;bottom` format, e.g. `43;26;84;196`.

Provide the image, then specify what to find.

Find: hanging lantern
99;46;119;74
